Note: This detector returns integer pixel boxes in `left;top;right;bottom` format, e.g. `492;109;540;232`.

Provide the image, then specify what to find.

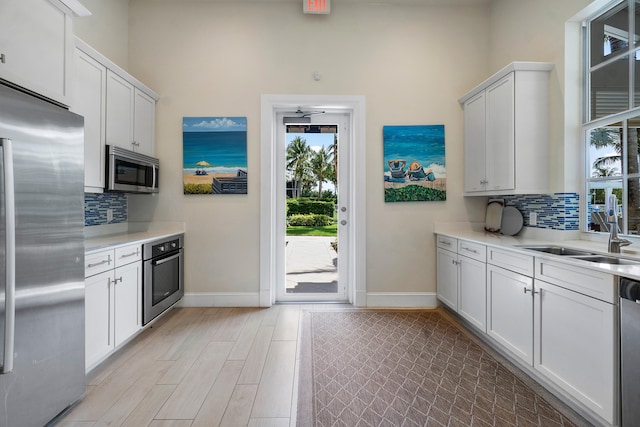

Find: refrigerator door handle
0;138;15;374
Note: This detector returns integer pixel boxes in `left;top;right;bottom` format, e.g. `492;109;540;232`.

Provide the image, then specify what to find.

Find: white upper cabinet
104;68;157;156
134;88;156;156
0;0;88;106
72;50;106;192
106;70;135;151
460;62;553;196
71;39;158;192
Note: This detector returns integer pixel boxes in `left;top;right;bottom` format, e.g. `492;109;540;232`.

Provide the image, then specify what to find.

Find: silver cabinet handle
1;138;15;374
152;164;158;191
87;255;112;268
0;54;5;64
119;250;139;259
439;240;451;246
461;246;479;254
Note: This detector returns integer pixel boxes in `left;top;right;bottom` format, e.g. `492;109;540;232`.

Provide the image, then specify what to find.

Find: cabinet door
485;73;515;192
463;91;486;193
0;0;72;105
72;50;106;192
113;261;142;347
534;280;616;424
436;248;458;310
106;70;135;150
85;270;114;370
134;88;156;156
487;265;533;364
458;255;487;332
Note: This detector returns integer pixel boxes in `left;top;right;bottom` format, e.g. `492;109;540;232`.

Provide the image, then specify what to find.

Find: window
585;0;640;234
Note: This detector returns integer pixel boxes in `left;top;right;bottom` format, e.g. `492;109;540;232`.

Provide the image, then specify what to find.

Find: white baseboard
178;292;260;307
365;292;439;308
178;291;438;309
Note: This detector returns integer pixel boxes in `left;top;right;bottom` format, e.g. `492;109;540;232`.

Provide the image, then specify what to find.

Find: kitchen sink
575;255;640;265
520;246;595;256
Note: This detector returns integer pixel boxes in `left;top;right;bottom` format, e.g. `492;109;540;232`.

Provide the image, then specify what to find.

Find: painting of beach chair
388;159;407;179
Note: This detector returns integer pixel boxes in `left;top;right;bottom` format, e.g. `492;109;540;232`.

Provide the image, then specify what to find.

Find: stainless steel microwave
105;145;159;194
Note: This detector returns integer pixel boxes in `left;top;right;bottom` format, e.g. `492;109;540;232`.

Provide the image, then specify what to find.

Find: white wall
126;0;490;298
73;0;130;69
84;0;597;304
488;0;592;194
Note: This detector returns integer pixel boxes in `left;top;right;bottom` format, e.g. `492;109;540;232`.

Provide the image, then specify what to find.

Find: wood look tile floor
56;305;337;427
55;305;587;427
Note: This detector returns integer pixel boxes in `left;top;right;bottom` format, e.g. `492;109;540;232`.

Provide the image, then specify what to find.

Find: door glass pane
587;179;623;232
591;2;629;67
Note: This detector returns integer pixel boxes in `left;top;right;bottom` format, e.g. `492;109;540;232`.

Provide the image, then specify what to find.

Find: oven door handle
154;252;181;266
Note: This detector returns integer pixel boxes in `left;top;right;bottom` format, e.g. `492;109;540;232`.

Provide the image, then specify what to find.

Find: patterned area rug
297;310;589;427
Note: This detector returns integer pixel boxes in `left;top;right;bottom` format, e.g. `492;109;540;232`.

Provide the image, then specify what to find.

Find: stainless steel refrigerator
0;83;85;426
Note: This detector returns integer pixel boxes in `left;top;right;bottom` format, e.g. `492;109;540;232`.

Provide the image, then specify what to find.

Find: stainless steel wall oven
143;234;184;325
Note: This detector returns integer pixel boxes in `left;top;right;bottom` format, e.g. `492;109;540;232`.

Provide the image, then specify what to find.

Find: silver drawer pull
119;251;139;259
461;246;478;254
87;257;111;268
439;240;451;246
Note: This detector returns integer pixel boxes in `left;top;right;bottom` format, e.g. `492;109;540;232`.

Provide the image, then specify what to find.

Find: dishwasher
620;277;640;425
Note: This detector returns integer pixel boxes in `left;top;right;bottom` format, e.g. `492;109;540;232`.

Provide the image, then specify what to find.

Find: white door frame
260;94;366;307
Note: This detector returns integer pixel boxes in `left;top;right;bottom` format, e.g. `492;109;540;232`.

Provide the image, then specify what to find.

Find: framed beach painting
383;124;446;202
183;116;248;195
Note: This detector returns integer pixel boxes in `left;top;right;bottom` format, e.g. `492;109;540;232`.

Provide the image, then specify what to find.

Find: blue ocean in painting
383;125;445;176
183;131;247;174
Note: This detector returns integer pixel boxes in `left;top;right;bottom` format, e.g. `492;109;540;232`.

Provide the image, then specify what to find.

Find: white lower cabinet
534;279;616;423
113;260;142;347
458;255;486;332
436;245;458;310
487;264;533;364
436;236;487;332
85;244;142;371
436;235;619;425
85;270;113;369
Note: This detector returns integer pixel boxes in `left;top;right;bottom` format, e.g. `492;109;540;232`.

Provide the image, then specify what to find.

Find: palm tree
310;146;333;199
286;136;311;198
592;165;618;177
590;128;621;171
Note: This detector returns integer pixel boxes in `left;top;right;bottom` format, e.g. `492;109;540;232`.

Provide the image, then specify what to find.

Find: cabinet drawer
115;244;141;267
85;249;114;277
458;240;486;262
535;258;617;304
487;247;534;277
437;235;457;251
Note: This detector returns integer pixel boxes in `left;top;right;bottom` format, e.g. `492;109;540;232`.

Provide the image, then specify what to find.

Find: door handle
340;220;347;225
0;138;15;374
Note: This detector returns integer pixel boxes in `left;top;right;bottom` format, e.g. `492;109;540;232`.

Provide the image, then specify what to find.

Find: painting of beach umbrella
183;116;248;195
195;160;210;176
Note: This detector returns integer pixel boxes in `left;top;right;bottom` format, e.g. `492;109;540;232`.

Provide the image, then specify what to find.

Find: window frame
583;0;640;235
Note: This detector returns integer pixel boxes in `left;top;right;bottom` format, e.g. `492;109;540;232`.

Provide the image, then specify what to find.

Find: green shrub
286;199;334;216
384;186;446;202
288;214;333;226
184;183;212;194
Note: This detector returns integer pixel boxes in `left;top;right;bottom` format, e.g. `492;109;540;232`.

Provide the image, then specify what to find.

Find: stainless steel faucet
607;194;631;253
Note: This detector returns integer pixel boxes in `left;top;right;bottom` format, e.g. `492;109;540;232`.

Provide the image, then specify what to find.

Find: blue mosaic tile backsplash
500;193;579;231
84;193;127;226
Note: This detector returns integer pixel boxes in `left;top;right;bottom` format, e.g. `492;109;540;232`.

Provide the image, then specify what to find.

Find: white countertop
435;222;640;281
84;222;185;254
